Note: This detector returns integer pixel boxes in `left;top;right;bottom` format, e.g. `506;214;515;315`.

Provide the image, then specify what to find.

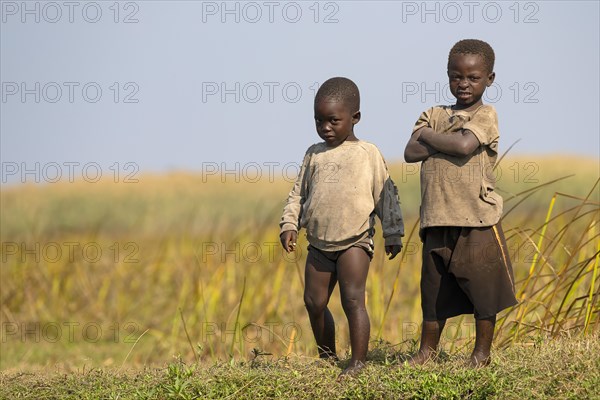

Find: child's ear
352;111;361;124
487;71;496;86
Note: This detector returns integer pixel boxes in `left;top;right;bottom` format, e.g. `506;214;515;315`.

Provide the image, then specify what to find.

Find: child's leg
409;319;446;365
470;315;495;367
304;252;338;359
336;247;371;375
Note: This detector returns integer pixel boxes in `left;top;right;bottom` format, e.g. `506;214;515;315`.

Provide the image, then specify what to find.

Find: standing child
404;39;517;367
280;77;404;378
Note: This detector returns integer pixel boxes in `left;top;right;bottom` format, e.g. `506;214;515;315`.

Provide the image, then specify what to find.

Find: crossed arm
404;127;480;162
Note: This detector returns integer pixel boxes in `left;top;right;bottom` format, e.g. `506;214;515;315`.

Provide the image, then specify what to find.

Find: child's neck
452;101;483;112
345;132;359;142
452;102;483;112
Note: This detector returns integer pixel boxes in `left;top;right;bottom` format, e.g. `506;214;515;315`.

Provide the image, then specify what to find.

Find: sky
1;0;599;184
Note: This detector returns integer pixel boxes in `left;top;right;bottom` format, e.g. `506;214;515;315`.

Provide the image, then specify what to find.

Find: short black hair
448;39;495;73
314;77;360;113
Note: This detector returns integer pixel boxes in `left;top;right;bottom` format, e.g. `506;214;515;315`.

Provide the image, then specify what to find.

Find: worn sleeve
372;149;404;247
463;105;499;148
279;149;311;234
412;107;433;134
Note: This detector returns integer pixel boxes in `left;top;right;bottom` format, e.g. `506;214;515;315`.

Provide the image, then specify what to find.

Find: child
404;39;517;367
280;77;404;378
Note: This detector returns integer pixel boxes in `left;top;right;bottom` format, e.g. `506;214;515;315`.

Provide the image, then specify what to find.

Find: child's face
447;53;495;110
314;99;360;147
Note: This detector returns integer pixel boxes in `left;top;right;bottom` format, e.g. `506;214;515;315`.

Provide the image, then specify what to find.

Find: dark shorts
421;224;518;321
307;237;374;273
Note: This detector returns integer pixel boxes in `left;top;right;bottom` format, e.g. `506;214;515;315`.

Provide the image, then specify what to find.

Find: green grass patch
1;336;598;399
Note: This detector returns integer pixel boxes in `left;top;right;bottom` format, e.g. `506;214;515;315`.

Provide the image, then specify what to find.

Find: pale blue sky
1;1;599;183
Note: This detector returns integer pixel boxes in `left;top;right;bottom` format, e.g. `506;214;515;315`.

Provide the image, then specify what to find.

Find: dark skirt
420;223;518;320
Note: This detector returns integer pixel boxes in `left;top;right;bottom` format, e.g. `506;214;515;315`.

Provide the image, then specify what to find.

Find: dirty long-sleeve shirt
280;140;404;252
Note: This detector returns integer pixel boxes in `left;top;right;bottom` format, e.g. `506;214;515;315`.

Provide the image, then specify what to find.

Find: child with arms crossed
280;77;404;379
404;39;517;367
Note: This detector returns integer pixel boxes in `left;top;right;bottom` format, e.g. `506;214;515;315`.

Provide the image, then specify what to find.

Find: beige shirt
280;140;404;251
413;105;503;229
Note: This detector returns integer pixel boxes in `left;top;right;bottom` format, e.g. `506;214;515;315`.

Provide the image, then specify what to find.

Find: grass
1;336;598;399
0;155;599;397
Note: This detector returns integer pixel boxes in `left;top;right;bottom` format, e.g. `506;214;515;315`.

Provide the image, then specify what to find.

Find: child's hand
280;230;298;253
385;244;402;260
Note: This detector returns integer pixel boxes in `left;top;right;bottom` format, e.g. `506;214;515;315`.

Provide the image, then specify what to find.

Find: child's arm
418;128;480;158
418;106;499;158
372;151;404;260
279;149;311;253
405;108;439;163
404;127;439;162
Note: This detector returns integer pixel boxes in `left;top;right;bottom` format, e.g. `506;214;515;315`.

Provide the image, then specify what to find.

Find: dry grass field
1;156;598;381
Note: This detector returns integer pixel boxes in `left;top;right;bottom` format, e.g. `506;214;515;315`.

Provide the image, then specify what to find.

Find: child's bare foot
336;361;365;381
468;317;494;368
407;350;435;366
468;351;491;368
407;320;445;367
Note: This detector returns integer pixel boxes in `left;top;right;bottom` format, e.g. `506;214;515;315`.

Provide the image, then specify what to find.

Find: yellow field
1;156;598;371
